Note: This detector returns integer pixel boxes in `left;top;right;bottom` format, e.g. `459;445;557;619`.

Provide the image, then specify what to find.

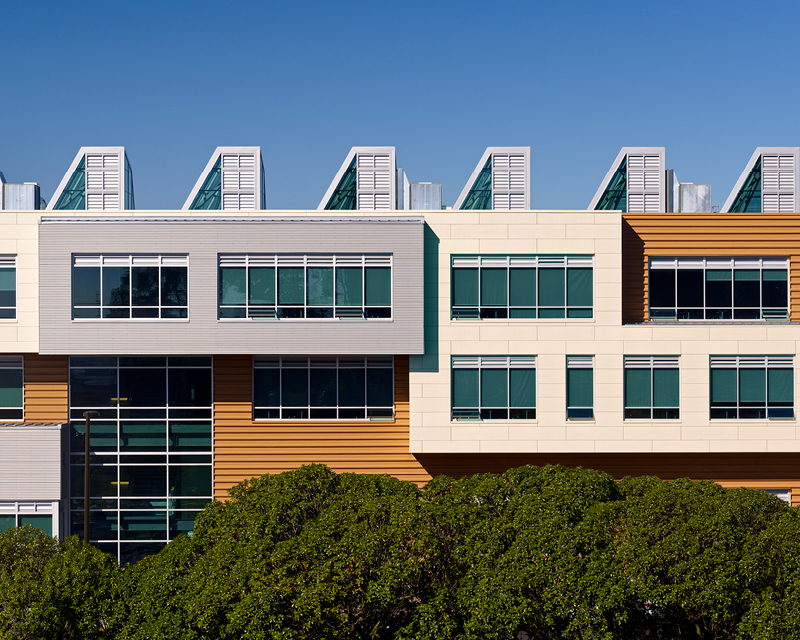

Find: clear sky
2;0;799;211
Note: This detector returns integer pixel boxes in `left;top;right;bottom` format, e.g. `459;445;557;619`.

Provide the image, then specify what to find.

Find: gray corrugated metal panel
39;219;425;355
40;216;425;224
3;183;41;210
0;429;62;501
411;183;442;210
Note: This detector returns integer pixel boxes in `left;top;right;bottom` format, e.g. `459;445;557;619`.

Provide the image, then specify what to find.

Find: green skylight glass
728;157;761;213
459;157;492;210
189;156;222;210
53;156;86;210
324;156;357;210
595;157;627;211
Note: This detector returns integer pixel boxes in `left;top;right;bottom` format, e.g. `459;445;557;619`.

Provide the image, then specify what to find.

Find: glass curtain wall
69;356;212;564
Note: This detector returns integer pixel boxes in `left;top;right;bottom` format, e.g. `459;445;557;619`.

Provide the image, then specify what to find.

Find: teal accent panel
763;270;788;281
509;369;535;407
481;269;507;306
768;368;793;404
453;369;479;408
728;158;761;213
19;515;52;537
567;268;592;306
336;267;362;306
365;267;391;306
594;157;626;211
452;268;479;306
567;368;593;407
653;368;679;407
735;270;759;281
711;369;737;403
625;368;651;408
481;368;507;407
706;270;732;282
53;156;86;210
307;267;333;305
249;267;276;305
278;268;305;305
509;269;536;306
0;269;15;292
325;157;357;210
538;268;565;306
0;369;22;407
220;267;246;305
739;368;766;403
125;155;135;209
459;157;492;210
189;156;222;210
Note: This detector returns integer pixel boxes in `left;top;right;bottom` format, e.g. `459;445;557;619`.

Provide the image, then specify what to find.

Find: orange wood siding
415;452;800;507
622;213;800;323
23;354;68;422
213;355;431;500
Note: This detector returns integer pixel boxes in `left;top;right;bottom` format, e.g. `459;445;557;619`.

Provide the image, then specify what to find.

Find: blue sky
2;0;799;210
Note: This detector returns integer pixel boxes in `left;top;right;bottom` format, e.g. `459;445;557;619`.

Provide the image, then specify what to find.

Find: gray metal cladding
39;217;425;355
0;425;62;500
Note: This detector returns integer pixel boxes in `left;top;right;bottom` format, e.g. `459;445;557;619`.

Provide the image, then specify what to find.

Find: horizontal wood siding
415;452;800;507
213;354;431;500
24;355;68;422
622;213;800;323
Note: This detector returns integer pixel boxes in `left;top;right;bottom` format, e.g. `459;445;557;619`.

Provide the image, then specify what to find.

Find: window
624;356;679;419
710;355;794;419
451;356;536;420
72;255;188;319
649;257;788;320
219;254;392;319
0;256;15;319
451;256;593;319
0;356;23;420
68;356;212;564
567;356;593;419
253;356;394;419
0;502;54;537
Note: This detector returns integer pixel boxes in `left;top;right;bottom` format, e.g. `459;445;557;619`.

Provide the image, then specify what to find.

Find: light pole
82;411;100;544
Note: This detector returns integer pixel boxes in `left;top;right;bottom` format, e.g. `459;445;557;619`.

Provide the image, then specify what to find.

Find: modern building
2;144;800;563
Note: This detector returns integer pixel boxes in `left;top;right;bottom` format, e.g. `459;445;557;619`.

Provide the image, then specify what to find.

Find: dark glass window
253;356;394;420
451;256;593;320
451;356;536;420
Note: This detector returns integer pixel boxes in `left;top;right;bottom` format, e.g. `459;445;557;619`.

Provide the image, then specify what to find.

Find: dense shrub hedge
2;464;800;639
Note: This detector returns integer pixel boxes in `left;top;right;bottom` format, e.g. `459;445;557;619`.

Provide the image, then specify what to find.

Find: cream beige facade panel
410;209;800;455
39;217;424;355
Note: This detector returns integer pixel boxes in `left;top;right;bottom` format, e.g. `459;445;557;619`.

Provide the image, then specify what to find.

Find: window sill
451;317;594;323
71;318;190;323
219;317;393;322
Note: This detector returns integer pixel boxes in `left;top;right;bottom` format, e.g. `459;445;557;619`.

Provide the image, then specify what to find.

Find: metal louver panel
356;153;392;211
624;355;679;368
491;153;526;210
567;356;594;368
626;153;662;213
762;154;795;213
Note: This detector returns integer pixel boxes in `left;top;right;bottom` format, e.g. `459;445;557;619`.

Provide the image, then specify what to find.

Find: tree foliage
3;464;800;639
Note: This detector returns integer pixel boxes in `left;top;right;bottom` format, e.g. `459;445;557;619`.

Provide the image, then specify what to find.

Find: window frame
709;355;794;420
624;356;680;420
218;254;393;320
649;257;789;321
67;355;213;564
252;356;395;420
451;255;593;320
0;256;16;320
0;502;56;537
451;355;537;421
0;355;23;421
567;355;594;420
71;255;189;321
